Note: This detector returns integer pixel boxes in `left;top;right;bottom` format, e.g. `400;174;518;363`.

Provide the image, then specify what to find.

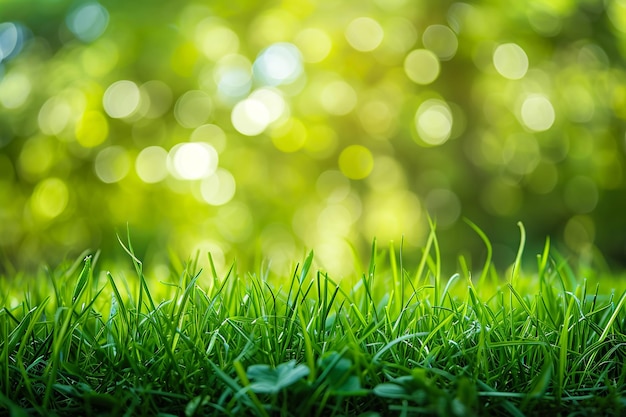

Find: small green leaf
373;383;410;399
317;352;363;394
72;255;92;304
247;360;310;394
299;251;314;284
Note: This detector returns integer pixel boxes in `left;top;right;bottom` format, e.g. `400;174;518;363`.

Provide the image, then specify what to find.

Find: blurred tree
1;0;625;276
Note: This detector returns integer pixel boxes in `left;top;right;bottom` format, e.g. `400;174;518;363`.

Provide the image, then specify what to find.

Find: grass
1;222;625;416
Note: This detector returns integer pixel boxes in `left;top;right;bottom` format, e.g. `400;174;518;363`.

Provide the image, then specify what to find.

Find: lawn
1;223;625;416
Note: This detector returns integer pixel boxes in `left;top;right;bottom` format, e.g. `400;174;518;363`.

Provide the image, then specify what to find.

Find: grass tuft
1;226;625;416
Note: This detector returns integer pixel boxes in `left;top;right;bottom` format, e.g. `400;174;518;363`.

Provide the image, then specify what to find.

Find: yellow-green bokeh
1;0;626;276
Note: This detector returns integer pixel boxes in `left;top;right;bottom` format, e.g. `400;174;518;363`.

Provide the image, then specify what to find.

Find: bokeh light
339;145;374;180
95;146;131;183
18;136;55;181
2;0;626;271
30;178;69;220
519;94;555;132
493;43;529;80
103;80;141;119
364;190;422;245
404;49;440;85
0;22;25;63
75;111;108;147
200;168;236;206
320;79;358;115
345;17;384;52
38;96;73;136
136;146;168;184
253;43;303;86
195;18;240;61
168;142;218;180
415;99;453;146
66;1;109;42
213;54;253;102
140;80;173;119
0;71;30;109
294;28;332;63
422;25;458;61
231;97;272;136
174;90;213;129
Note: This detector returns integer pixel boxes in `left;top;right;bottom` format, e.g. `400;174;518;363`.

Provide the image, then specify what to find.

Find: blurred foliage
1;0;626;276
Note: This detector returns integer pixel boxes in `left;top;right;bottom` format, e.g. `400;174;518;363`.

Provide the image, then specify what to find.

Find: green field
2;225;625;416
3;1;626;415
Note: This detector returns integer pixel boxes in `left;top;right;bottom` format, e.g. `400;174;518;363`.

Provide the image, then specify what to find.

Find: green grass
1;223;625;416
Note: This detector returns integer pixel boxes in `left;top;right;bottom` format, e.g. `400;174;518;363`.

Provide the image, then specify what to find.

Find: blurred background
1;0;626;278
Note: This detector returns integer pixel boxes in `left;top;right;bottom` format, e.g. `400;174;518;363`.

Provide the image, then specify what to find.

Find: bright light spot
345;17;384;52
339;145;374;180
520;94;555;132
231;98;271;136
294;28;332;63
103;80;141;119
31;178;69;220
404;49;440;85
213;54;252;102
0;22;22;63
75;111;108;147
66;1;109;42
195;18;239;60
168;142;218;180
415;99;453;145
493;43;529;80
201;168;236;205
422;25;458;60
0;71;31;108
249;88;287;123
38;97;72;135
253;42;303;86
320;80;357;115
564;176;598;213
136;146;168;183
95;146;131;183
174;90;212;129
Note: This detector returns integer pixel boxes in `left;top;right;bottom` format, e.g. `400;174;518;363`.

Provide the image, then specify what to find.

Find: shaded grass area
1;224;626;416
